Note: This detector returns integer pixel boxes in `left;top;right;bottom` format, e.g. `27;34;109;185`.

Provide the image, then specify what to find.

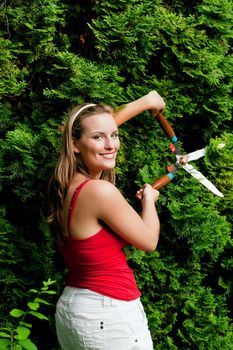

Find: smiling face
73;113;120;179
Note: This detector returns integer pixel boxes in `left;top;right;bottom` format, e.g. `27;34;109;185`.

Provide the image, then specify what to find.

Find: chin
101;161;116;170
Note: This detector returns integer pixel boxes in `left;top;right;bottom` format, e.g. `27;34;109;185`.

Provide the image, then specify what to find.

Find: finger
136;187;144;200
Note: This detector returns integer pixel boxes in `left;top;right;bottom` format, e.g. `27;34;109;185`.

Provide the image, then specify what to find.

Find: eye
112;132;119;139
93;134;103;140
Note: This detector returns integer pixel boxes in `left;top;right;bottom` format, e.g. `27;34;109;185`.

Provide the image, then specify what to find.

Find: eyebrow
92;130;118;135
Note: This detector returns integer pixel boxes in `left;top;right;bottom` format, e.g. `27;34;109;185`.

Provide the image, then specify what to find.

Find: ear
72;138;80;154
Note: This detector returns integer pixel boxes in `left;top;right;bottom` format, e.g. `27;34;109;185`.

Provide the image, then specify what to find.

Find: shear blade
176;148;206;163
186;148;206;162
181;163;224;198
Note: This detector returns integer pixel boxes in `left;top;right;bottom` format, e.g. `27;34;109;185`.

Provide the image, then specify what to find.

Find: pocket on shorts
70;318;105;350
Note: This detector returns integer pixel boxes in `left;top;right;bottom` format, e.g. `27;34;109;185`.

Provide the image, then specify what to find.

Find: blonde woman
48;91;165;350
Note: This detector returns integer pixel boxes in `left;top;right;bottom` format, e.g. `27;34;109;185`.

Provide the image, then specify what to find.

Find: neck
79;169;102;180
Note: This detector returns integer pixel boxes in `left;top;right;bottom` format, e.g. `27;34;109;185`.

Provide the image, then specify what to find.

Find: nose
104;136;115;149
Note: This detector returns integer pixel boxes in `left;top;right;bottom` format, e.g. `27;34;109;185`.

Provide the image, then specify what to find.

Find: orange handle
151;174;173;190
151;111;176;140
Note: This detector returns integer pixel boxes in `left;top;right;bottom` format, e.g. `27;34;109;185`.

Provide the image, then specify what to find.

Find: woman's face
73;113;120;178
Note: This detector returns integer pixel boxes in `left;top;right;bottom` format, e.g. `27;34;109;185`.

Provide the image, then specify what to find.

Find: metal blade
176;148;206;163
186;148;206;162
181;164;224;197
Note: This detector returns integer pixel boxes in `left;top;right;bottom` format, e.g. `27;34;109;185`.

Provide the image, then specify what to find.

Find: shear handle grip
151;174;172;190
151;111;176;140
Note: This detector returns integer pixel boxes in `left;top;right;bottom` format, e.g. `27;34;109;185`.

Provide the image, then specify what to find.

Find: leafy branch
0;279;56;350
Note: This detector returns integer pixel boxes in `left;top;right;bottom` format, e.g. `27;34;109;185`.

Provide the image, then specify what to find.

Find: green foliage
179;286;233;349
43;52;125;105
91;0;233;137
204;133;233;222
0;279;56;350
0;0;232;348
4;0;66;62
0;38;28;97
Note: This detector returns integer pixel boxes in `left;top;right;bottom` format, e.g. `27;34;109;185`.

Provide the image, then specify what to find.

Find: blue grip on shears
171;136;177;143
168;173;174;180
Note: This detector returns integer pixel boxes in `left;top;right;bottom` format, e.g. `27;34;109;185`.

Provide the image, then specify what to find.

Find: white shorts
55;287;153;350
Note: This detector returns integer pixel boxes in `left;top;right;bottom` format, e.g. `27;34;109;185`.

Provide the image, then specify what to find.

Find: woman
47;91;165;350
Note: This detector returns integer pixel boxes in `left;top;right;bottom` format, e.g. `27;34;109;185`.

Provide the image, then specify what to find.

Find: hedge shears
151;112;224;198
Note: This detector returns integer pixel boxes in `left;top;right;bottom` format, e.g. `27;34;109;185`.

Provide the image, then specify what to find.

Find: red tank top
58;180;141;301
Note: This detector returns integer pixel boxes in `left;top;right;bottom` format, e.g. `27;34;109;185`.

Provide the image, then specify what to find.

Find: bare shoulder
79;179;159;252
80;179;125;219
84;179;121;200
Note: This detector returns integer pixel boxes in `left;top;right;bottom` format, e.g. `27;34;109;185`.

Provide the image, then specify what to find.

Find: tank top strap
67;179;90;236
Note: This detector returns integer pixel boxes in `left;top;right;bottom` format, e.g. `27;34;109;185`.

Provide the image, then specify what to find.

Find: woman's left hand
144;91;165;117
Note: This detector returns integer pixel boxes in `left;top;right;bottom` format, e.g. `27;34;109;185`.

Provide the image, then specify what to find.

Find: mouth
99;152;116;159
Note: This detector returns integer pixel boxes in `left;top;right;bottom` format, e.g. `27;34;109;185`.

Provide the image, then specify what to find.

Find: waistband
59;286;140;308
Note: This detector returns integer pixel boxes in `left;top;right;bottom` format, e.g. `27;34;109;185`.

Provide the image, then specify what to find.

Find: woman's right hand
81;180;160;251
136;183;160;206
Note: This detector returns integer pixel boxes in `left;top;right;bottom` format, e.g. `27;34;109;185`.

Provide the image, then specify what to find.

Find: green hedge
0;0;232;348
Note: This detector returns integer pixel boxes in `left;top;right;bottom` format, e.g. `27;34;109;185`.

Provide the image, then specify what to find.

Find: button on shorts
55;287;153;350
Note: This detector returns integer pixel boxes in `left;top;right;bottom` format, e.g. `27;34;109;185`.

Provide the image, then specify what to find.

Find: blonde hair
47;103;115;241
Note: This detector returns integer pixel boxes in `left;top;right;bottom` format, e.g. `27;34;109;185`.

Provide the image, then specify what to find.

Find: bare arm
114;91;165;126
86;180;160;252
136;184;160;249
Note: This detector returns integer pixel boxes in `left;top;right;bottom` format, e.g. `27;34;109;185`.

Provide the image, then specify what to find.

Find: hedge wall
0;0;232;349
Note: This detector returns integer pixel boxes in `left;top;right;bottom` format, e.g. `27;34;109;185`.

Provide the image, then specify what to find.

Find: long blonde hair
47;103;115;241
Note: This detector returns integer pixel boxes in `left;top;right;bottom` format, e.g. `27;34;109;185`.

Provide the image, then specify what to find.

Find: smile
99;153;115;159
